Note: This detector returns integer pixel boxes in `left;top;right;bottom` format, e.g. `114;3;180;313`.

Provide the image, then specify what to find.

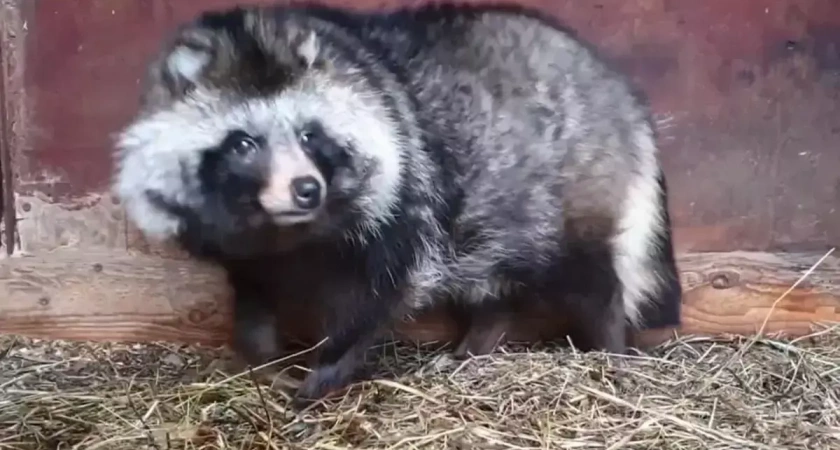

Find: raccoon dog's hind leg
449;299;518;359
554;231;627;354
450;235;628;358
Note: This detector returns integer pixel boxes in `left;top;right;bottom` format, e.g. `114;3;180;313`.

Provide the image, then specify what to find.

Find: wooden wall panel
9;0;840;254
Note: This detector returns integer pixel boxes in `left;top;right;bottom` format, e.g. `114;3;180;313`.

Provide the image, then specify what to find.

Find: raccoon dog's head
112;6;407;257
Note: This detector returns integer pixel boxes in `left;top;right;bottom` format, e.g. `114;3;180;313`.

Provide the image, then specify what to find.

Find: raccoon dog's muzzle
258;146;328;226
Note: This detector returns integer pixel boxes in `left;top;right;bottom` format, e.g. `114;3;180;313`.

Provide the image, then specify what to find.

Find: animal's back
295;3;651;198
319;5;661;302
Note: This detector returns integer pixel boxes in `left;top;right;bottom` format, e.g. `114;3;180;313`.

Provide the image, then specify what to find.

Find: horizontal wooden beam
0;248;838;348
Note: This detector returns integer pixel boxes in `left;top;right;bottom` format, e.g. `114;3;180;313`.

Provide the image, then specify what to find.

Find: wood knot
21;202;31;212
92;263;103;273
38;296;50;306
680;271;704;289
710;271;739;289
187;308;211;325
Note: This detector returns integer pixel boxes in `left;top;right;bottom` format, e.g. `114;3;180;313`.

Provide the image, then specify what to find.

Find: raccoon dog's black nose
291;176;322;210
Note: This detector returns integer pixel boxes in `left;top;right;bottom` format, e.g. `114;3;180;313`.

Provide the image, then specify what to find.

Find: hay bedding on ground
1;329;839;450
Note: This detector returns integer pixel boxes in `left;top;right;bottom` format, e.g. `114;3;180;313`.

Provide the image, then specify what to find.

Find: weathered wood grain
0;249;233;345
0;249;837;348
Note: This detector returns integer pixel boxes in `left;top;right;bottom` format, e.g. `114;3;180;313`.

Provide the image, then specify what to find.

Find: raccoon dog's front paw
292;362;357;407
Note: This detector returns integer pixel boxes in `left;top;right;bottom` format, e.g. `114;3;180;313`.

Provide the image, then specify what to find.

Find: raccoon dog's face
112;7;404;256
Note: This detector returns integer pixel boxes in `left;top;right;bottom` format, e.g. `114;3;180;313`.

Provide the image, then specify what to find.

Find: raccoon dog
112;2;682;404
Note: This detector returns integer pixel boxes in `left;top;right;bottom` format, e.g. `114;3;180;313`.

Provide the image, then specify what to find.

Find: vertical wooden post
0;3;16;256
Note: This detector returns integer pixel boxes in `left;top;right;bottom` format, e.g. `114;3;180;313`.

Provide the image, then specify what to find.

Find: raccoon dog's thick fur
112;2;682;404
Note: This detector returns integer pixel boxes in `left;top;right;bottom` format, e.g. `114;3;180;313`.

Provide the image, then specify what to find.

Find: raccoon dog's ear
164;29;215;90
294;30;321;68
142;25;216;107
245;9;321;69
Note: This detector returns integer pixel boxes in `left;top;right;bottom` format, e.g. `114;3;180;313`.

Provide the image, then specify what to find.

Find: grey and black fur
112;2;682;405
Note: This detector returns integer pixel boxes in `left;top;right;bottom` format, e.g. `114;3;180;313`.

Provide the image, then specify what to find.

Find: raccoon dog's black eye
224;130;259;157
298;120;330;146
298;129;314;144
232;136;258;156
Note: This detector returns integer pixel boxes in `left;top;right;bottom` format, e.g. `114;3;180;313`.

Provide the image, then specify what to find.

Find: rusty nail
711;274;730;289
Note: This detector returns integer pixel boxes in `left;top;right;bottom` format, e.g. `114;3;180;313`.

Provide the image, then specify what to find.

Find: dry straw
3;328;840;449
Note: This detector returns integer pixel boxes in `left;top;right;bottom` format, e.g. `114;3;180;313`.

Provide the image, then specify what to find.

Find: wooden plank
0;0;24;256
0;249;837;348
0;249;233;345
